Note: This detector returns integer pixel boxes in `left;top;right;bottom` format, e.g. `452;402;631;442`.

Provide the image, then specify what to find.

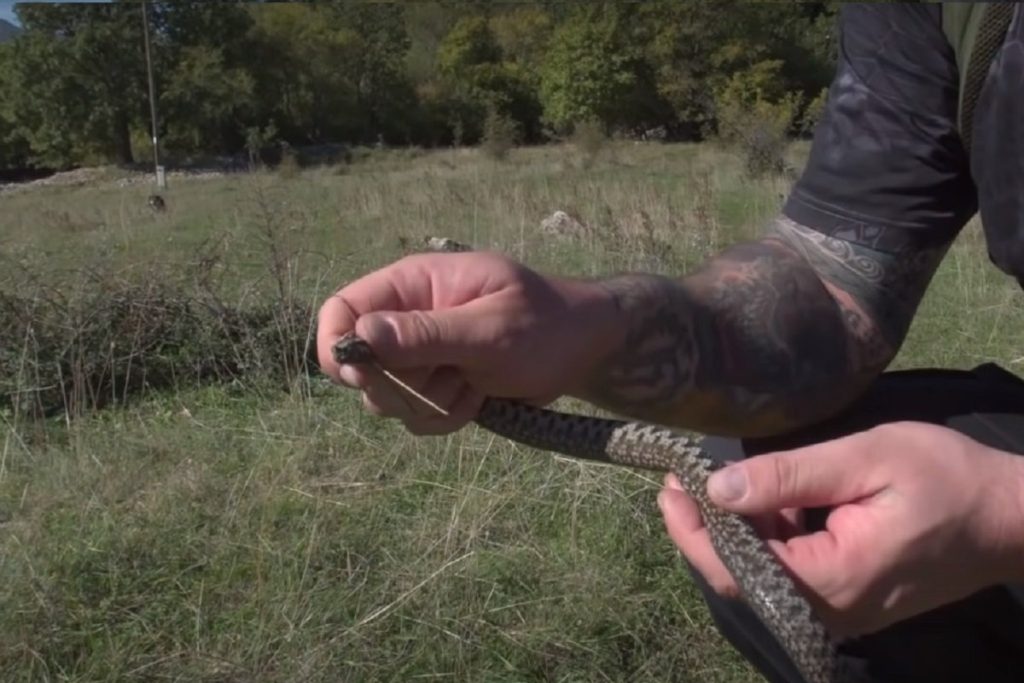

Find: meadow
1;141;1021;682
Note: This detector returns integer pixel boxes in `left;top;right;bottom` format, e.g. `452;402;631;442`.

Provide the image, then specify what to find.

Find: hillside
0;18;20;43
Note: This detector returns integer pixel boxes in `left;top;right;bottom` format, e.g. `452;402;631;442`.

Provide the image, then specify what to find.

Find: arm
578;215;948;437
323;5;968;441
581;2;967;437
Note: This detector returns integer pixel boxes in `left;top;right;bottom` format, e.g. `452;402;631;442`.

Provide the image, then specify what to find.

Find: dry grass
0;141;1021;682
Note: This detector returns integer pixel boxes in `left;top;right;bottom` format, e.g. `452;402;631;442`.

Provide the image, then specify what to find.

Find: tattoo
769;216;948;358
589;274;702;408
581;215;948;437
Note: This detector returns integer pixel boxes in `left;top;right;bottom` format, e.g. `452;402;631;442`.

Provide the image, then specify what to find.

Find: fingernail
708;466;747;502
337;364;361;386
359;314;398;349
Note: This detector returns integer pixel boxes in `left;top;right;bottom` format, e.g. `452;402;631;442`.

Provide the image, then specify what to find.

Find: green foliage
570;118;608;169
490;6;553;69
436;15;541;144
799;86;830;136
244;121;279;170
277;143;301;179
243;3;417;147
154;1;258;155
438;15;500;75
4;3;147;168
630;2;836;137
538;6;650;133
713;60;803;178
245;4;364;145
327;3;417;144
162;45;256;153
480;107;520;160
0;44;30;168
0;1;839;170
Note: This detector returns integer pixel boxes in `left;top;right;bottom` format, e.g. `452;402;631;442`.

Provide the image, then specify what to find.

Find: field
1;142;1022;683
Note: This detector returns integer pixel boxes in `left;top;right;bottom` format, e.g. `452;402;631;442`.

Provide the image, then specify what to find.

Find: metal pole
141;0;165;189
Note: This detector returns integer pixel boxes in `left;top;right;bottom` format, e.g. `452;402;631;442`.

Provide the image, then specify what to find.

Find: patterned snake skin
332;236;854;683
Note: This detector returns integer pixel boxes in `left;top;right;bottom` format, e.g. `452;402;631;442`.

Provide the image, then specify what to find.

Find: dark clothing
783;3;1024;287
692;363;1024;683
707;4;1024;679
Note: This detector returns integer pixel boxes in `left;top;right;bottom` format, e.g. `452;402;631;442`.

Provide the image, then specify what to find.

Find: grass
1;141;1021;682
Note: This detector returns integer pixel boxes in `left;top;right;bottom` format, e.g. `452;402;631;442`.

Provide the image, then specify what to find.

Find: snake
330;238;853;683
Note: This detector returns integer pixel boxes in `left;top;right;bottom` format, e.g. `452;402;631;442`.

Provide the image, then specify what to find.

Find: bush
0;261;319;420
570;118;608;168
480;107;520;160
798;86;829;136
277;143;301;178
713;60;801;178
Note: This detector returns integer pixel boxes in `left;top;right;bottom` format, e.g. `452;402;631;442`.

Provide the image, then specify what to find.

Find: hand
317;251;619;434
658;421;1024;637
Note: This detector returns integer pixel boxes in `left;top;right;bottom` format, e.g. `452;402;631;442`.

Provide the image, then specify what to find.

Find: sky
0;1;111;27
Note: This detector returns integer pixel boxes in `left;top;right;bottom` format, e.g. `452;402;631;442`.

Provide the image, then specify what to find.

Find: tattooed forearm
578;215;948;437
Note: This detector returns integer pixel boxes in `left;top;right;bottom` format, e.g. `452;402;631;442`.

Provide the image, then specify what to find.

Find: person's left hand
658;421;1024;637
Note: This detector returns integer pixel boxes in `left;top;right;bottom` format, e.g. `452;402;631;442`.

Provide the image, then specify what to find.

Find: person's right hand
658;421;1024;637
317;251;620;435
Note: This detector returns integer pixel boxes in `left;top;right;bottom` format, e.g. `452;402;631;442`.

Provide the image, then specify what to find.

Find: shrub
277;143;301;178
480;107;520;161
713;60;801;178
570;118;608;168
798;86;829;136
0;259;318;420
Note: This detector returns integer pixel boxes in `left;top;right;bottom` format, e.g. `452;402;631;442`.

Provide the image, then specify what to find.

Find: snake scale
332;238;852;683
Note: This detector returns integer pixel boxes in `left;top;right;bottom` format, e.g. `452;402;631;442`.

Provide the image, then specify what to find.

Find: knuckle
404;309;443;346
769;455;798;502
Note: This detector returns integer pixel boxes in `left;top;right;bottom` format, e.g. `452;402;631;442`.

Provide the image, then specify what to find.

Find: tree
161;45;256;153
0;43;31;169
0;0;841;164
6;2;147;167
627;1;836;139
538;5;661;134
153;2;258;155
244;4;363;145
490;6;553;70
327;2;418;144
244;3;418;146
434;15;542;144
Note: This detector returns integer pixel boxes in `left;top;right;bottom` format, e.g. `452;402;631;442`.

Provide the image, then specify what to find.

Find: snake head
331;332;376;365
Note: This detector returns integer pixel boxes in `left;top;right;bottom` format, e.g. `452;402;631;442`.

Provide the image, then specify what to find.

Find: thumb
706;432;885;515
354;302;497;369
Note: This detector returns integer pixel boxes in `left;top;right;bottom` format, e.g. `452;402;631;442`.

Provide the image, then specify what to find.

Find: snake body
332;334;848;683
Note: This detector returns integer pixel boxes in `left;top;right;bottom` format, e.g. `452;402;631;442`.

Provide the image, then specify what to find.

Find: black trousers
691;363;1024;683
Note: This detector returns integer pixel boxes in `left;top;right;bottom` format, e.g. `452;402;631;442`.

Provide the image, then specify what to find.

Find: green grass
1;142;1021;682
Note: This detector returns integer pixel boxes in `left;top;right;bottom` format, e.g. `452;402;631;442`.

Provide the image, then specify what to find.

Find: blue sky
0;1;110;27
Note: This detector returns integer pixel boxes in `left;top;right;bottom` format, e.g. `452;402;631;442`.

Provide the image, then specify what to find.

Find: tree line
0;1;839;172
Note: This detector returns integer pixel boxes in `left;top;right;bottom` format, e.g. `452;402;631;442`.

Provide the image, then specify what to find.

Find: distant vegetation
0;18;20;44
0;1;838;173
